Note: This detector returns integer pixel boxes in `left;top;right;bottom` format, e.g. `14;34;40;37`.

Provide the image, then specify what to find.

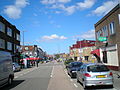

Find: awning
91;49;100;57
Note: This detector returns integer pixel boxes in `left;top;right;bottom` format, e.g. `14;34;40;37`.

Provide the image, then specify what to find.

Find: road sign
98;37;107;42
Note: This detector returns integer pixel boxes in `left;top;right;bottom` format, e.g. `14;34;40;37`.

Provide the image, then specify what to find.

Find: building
0;16;20;62
94;4;120;70
21;45;45;59
69;40;96;61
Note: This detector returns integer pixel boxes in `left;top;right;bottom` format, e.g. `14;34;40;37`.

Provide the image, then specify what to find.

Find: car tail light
84;73;91;77
109;72;113;76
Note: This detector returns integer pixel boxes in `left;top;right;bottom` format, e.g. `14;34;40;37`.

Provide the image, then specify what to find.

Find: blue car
67;62;83;78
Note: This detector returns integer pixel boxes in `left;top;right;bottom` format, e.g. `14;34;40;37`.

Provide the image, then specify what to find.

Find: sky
0;0;119;54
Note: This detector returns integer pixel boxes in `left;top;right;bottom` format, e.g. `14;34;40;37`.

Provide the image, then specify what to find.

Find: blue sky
0;0;119;54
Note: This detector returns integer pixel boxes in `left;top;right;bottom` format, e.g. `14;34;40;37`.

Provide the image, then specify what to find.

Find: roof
95;4;120;27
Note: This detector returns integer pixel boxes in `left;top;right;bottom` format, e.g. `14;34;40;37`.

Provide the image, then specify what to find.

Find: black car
67;62;83;78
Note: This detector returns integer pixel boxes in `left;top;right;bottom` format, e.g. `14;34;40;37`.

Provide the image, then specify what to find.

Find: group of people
20;59;39;68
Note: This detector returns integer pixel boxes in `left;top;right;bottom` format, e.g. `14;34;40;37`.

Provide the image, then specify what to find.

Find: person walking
36;60;39;67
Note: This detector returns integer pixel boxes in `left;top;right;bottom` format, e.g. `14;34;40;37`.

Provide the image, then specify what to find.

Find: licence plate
96;75;106;78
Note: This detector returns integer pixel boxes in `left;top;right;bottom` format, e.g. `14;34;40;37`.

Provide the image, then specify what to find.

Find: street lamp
22;30;27;46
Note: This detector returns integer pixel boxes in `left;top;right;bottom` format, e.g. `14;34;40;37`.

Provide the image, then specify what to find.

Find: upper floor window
96;30;102;40
7;42;12;50
0;22;5;33
16;33;20;41
109;22;115;35
7;27;12;37
102;26;108;37
0;38;5;49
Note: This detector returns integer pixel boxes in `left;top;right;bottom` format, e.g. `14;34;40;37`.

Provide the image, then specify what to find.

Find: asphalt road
1;61;119;90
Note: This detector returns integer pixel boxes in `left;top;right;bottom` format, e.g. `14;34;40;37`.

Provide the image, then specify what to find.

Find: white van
0;51;14;87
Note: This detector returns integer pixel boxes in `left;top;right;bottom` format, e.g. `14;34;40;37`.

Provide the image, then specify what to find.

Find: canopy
91;49;100;57
20;57;42;61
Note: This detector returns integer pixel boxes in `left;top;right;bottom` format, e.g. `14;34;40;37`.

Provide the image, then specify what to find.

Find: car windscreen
87;65;109;72
71;62;83;67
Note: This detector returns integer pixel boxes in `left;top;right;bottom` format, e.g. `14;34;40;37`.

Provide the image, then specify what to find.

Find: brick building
95;4;120;70
0;16;20;62
69;40;96;61
21;45;45;59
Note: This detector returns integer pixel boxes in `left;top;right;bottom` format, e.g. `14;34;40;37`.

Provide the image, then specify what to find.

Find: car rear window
71;62;83;67
87;65;109;72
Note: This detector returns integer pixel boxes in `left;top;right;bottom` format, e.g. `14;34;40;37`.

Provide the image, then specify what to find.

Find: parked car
76;63;113;89
13;62;21;72
67;61;83;78
0;51;14;87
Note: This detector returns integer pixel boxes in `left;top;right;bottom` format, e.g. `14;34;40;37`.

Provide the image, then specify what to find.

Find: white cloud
41;0;96;15
15;0;29;8
41;0;71;4
64;5;76;15
73;30;95;40
92;0;118;16
4;0;29;19
41;34;67;41
4;5;21;19
77;0;96;10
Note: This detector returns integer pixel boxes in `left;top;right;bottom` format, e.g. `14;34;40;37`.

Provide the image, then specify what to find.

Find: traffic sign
98;37;107;42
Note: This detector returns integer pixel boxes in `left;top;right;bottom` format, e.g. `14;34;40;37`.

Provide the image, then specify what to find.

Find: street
1;61;120;90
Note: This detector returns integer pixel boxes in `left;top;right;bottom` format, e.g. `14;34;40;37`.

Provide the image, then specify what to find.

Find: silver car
76;63;113;89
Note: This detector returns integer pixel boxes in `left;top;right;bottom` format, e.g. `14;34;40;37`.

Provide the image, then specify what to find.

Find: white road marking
24;73;27;74
74;83;78;88
20;74;23;76
70;79;73;82
51;66;54;78
14;76;18;79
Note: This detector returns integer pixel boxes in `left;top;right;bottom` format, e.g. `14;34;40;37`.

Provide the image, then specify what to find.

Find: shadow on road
84;85;114;90
1;80;25;90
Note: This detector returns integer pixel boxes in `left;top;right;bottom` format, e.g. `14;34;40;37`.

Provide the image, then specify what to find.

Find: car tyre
109;85;113;88
77;78;79;83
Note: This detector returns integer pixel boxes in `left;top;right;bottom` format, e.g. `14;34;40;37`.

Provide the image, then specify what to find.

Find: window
102;26;108;37
0;38;5;49
14;44;16;53
7;27;12;36
109;22;115;35
96;30;102;40
0;22;5;33
7;42;12;50
87;65;109;72
16;34;20;41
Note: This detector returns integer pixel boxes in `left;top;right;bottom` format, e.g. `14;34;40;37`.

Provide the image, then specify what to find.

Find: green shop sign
98;37;107;42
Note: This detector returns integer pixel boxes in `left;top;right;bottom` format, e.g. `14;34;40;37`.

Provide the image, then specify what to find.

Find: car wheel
8;77;12;85
77;78;79;83
109;85;113;88
70;73;73;78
